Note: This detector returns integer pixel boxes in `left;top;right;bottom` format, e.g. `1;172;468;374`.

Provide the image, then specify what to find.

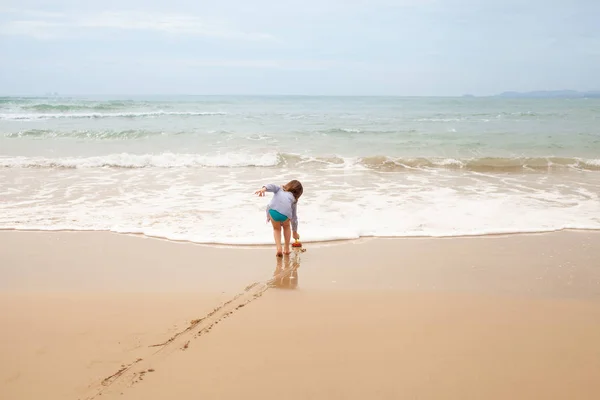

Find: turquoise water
2;96;599;159
1;96;599;243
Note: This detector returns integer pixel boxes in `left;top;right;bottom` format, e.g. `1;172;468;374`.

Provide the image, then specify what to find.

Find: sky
0;0;599;96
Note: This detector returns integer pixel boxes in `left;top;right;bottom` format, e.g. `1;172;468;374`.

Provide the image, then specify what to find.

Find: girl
255;180;303;256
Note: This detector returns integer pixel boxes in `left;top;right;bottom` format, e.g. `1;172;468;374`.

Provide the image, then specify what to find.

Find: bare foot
276;252;283;258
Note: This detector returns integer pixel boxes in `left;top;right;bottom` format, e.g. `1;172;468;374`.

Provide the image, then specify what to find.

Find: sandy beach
1;230;600;399
3;2;600;399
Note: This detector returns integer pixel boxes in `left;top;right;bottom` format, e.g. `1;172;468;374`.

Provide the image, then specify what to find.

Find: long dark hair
282;180;303;201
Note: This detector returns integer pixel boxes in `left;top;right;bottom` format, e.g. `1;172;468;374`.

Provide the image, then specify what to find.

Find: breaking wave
1;153;599;171
0;111;227;120
21;102;135;112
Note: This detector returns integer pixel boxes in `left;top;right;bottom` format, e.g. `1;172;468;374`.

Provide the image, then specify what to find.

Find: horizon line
2;90;600;98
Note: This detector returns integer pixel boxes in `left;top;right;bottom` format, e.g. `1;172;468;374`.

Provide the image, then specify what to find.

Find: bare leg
271;219;283;256
282;219;292;254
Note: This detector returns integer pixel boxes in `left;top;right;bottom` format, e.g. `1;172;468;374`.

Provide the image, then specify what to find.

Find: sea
1;95;599;244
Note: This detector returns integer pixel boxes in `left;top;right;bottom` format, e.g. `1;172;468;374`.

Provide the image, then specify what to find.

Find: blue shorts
269;209;288;222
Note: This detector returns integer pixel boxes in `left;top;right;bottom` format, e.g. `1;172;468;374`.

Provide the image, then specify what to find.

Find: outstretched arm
264;184;280;193
255;184;280;197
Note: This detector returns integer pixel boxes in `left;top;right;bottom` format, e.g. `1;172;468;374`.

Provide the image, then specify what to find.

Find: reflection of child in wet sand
271;253;300;289
255;180;303;257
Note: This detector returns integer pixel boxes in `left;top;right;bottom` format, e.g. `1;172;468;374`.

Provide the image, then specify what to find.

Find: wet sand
1;230;600;399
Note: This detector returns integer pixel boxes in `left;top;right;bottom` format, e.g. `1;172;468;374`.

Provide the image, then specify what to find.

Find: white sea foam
245;134;273;141
0;152;281;168
1;165;599;245
431;158;463;167
1;153;600;172
0;111;227;121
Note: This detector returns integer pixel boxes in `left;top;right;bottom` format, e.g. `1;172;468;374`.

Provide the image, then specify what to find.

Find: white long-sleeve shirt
264;183;299;232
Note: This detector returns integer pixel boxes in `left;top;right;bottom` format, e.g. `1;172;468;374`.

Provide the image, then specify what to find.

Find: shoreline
2;226;599;249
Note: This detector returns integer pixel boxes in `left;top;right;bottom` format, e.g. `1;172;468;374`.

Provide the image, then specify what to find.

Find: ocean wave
356;156;600;172
4;129;241;140
0;111;227;120
322;128;363;134
245;134;273;141
413;111;566;122
1;153;599;171
3;128;400;140
287;155;600;172
415;118;463;122
317;127;421;136
5;129;172;140
21;102;135;112
0;152;282;169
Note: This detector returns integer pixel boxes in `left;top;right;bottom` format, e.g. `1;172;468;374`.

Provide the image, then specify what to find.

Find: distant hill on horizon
492;90;600;98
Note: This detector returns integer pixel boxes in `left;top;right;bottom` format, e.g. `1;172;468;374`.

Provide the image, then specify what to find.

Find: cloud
0;20;61;40
171;58;346;70
0;10;277;41
1;0;598;95
48;56;356;71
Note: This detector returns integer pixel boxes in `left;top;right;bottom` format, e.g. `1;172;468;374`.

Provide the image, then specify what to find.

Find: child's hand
254;187;266;197
293;232;300;240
